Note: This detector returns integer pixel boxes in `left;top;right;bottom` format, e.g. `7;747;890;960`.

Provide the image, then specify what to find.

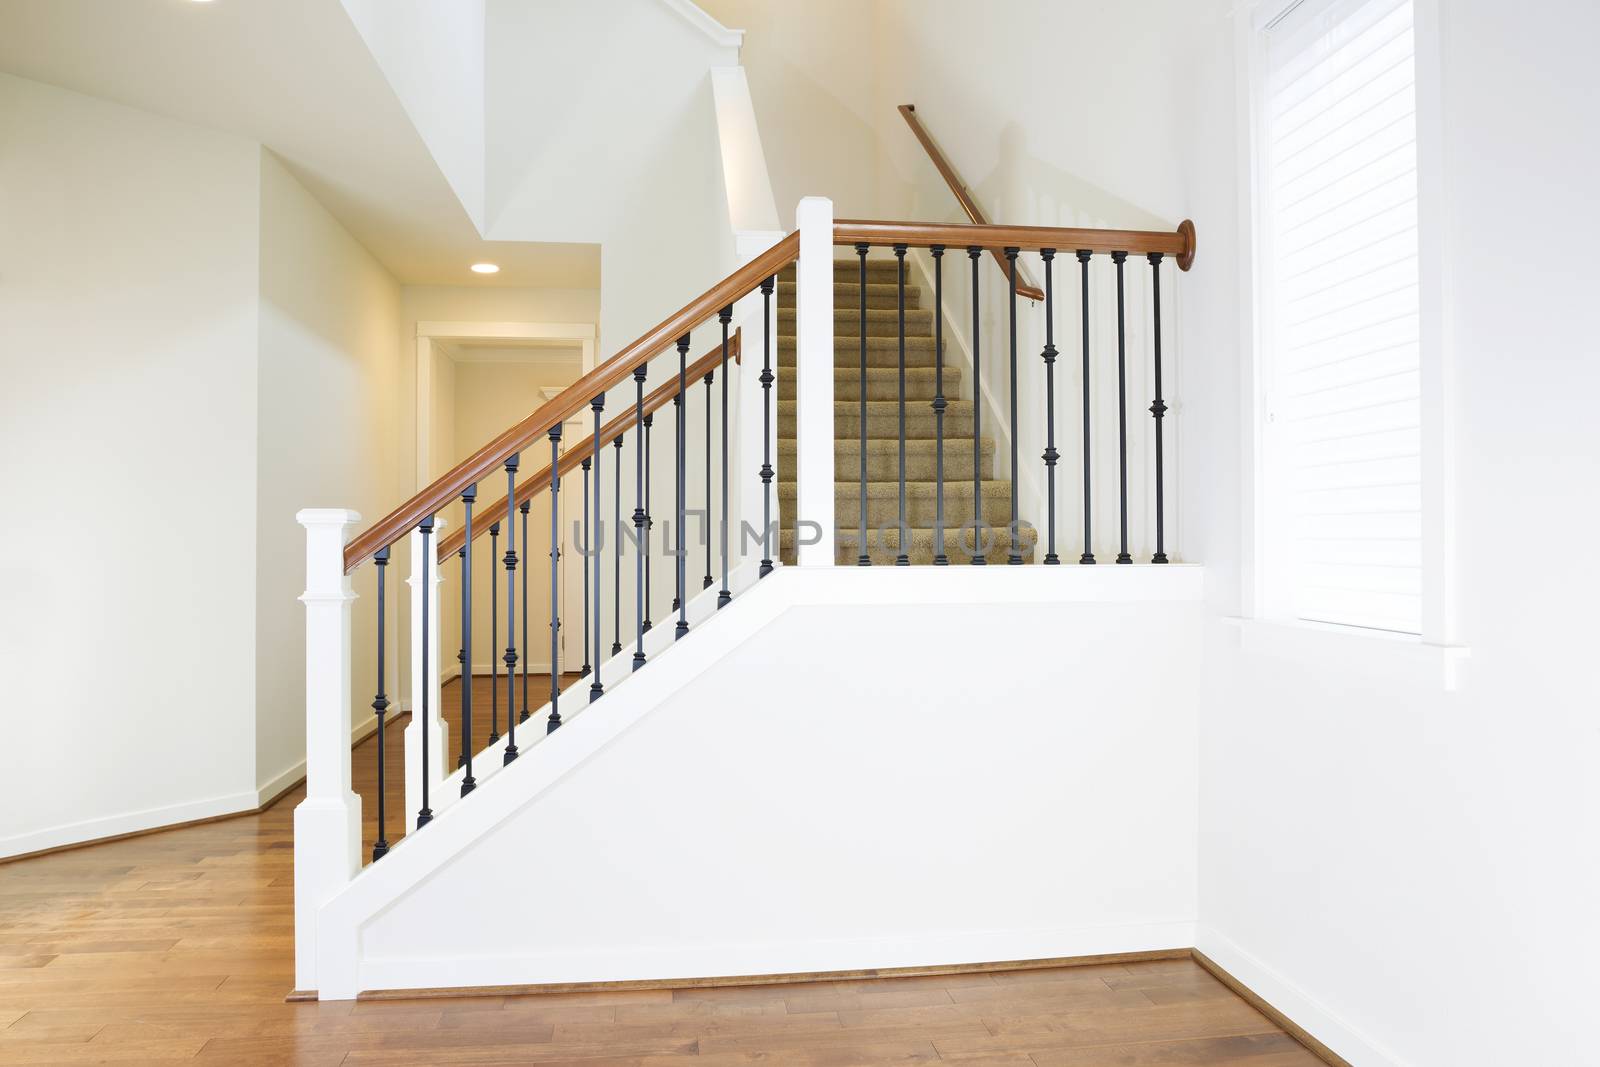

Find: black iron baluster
502;456;520;763
488;521;501;738
458;485;476;795
718;306;732;606
416;515;435;828
613;434;623;655
549;427;564;732
675;334;691;636
1040;250;1060;565
371;545;391;861
643;412;655;628
932;245;948;566
455;547;466;768
856;242;870;567
1005;247;1023;565
590;394;606;700
519;497;530;724
968;246;985;565
759;277;775;577
1078;250;1096;565
703;369;714;590
633;365;648;669
895;244;910;566
1148;252;1169;564
1113;251;1132;564
580;456;591;676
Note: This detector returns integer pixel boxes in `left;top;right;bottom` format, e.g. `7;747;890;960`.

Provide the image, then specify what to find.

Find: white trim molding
656;0;744;51
1197;925;1414;1067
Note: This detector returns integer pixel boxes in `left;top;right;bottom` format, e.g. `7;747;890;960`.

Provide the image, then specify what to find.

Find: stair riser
779;262;907;282
777;336;941;364
777;487;1017;528
777;407;976;439
777;282;922;310
778;443;994;482
779;308;935;334
835;370;960;402
777;530;1036;566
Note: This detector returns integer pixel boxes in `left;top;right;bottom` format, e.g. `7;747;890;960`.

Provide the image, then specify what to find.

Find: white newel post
404;520;449;825
794;196;836;565
294;508;363;993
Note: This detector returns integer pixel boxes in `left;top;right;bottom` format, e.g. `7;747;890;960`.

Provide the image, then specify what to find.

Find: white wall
484;0;738;351
256;149;403;800
1197;3;1600;1064
0;73;261;855
319;568;1205;996
340;0;487;232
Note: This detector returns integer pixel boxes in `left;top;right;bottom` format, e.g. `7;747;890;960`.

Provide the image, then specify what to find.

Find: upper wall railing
898;104;1045;302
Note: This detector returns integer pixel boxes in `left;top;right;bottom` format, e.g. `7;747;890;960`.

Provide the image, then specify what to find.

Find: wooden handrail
435;334;741;562
897;104;1045;302
834;219;1197;270
343;230;799;573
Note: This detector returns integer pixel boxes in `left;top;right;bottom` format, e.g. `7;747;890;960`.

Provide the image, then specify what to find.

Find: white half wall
0;73;261;856
313;567;1204;997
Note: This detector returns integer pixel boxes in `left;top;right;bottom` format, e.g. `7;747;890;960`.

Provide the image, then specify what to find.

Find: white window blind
1263;0;1422;633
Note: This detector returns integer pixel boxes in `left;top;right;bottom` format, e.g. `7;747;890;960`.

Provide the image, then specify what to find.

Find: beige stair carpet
776;261;1035;566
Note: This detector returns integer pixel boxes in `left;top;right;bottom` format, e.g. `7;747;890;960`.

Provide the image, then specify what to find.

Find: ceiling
0;0;600;288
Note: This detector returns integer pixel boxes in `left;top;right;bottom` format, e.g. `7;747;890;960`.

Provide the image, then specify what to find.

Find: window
1258;0;1423;634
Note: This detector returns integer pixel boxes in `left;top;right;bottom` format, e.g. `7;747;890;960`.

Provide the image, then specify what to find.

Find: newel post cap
297;508;362;529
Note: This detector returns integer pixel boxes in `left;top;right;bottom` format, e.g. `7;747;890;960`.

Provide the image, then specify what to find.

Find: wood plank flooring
0;675;1322;1065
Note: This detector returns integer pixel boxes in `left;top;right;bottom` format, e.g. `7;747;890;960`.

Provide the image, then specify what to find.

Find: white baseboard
254;709;386;808
0;789;260;861
1196;925;1408;1067
354;920;1198;999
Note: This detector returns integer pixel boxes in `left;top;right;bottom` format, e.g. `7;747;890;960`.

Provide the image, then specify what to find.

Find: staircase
776;258;1036;565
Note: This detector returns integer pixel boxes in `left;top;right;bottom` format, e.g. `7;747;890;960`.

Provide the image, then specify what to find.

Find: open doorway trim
414;321;596;492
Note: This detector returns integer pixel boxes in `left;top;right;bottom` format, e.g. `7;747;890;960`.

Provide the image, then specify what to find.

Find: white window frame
1234;0;1463;676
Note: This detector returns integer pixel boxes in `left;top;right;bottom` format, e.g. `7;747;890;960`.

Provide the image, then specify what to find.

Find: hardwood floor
0;674;1323;1065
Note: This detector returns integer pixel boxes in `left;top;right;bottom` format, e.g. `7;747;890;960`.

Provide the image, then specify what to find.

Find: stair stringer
313;565;1206;1000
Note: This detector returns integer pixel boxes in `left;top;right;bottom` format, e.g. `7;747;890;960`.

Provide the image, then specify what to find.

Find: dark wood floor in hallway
0;675;1322;1066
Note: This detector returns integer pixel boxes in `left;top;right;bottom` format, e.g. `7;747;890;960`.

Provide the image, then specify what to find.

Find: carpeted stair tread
777;524;1038;566
778;399;976;438
778;480;1018;528
835;367;962;401
776;281;922;310
777;336;942;365
779;307;935;333
778;438;994;481
779;260;906;282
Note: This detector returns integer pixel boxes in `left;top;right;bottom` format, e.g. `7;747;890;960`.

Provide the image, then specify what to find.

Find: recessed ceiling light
470;263;499;275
